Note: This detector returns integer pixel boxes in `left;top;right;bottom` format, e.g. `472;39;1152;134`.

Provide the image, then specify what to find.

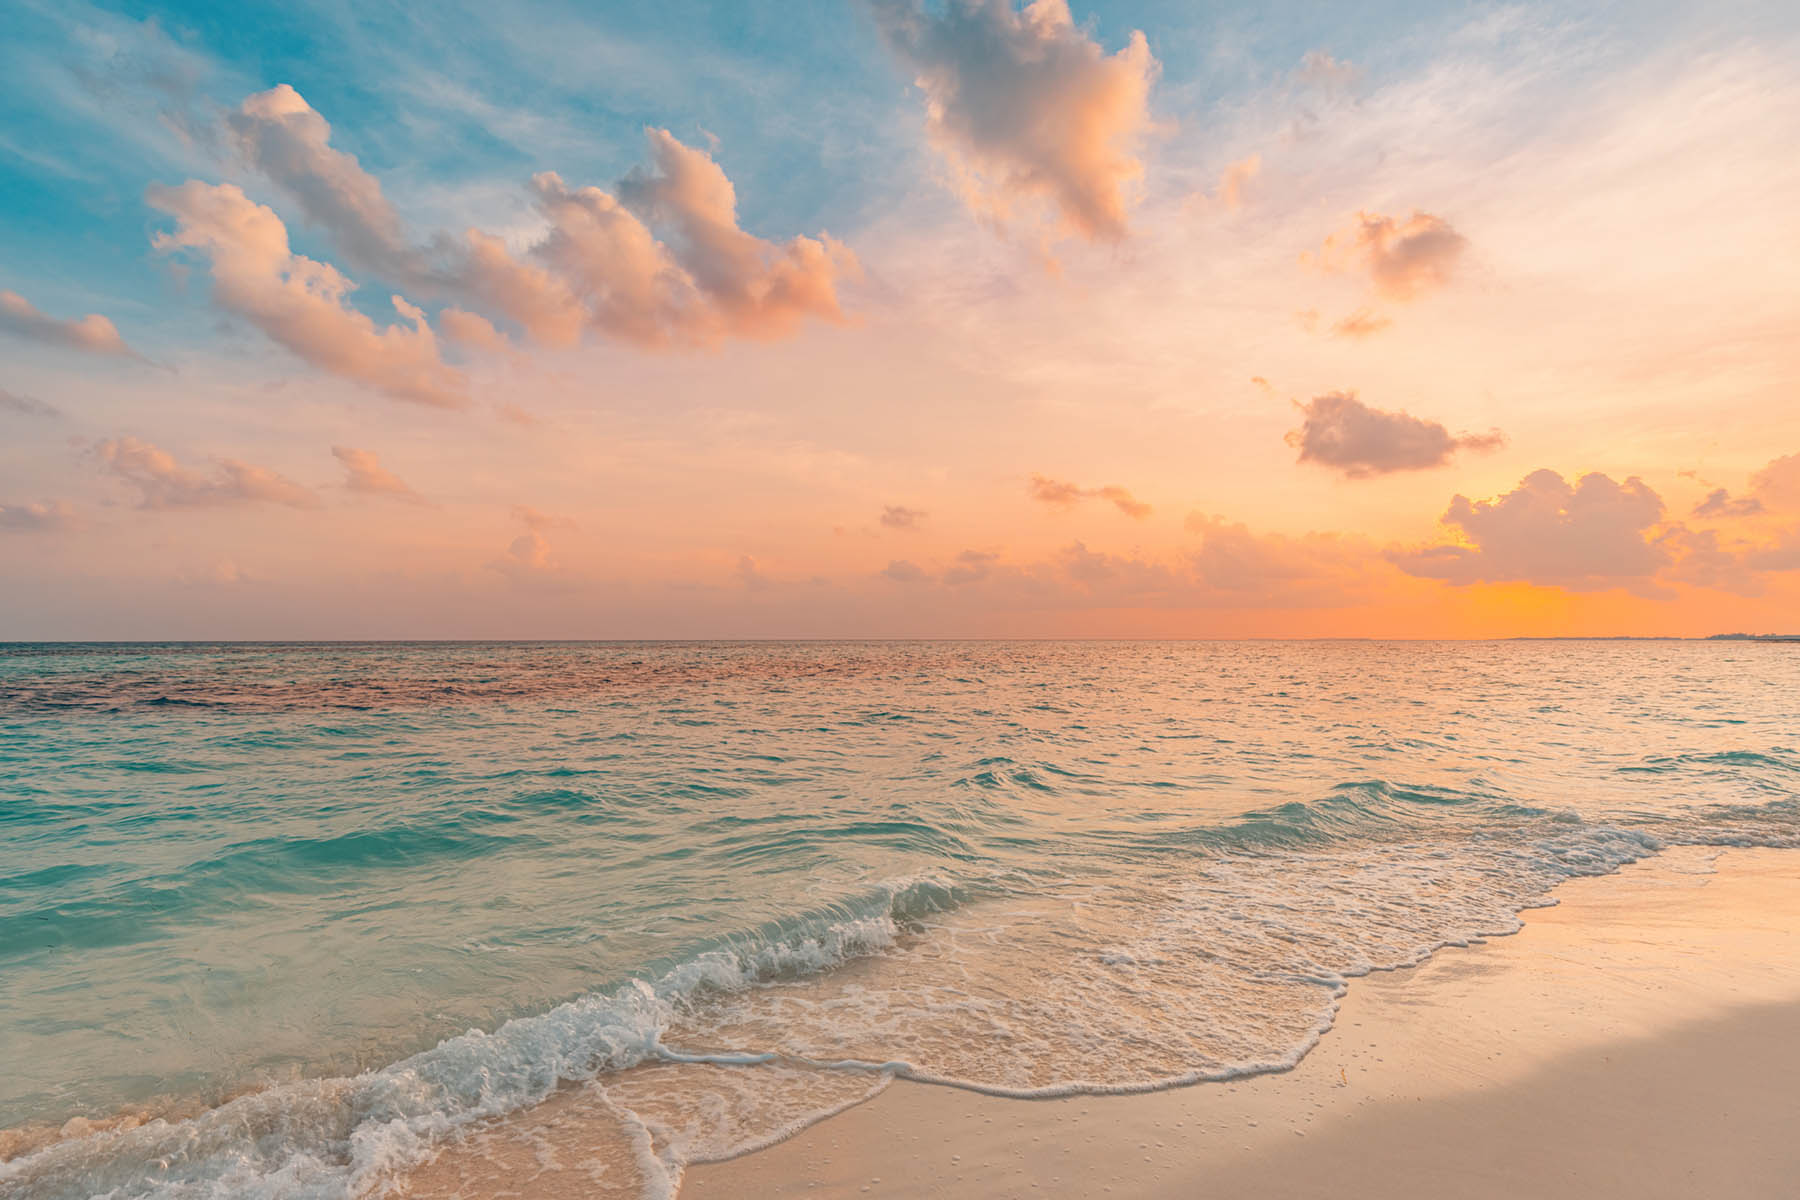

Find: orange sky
3;1;1799;638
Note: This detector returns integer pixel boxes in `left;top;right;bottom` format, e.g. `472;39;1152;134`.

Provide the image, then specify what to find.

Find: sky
2;0;1798;639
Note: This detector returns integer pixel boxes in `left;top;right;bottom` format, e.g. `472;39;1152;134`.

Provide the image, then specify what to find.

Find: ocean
2;640;1796;1197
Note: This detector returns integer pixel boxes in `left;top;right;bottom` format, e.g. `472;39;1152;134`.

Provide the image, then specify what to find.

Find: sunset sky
3;0;1798;638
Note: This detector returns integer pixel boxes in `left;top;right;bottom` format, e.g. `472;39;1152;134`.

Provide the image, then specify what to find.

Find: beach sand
406;847;1800;1198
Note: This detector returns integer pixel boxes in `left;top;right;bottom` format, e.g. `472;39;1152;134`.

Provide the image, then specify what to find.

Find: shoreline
12;845;1795;1197
681;846;1800;1198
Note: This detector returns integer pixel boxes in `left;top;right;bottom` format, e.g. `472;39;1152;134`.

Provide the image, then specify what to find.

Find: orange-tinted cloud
0;290;136;358
220;86;853;351
1391;470;1667;592
942;548;999;583
871;0;1158;241
880;504;927;529
0;500;78;532
516;133;856;347
1691;488;1763;518
1329;308;1391;339
1214;153;1261;209
146;181;468;408
1287;391;1504;478
96;435;321;509
331;445;419;499
1027;473;1151;517
1751;453;1800;511
436;307;511;353
618;129;858;337
1311;210;1467;299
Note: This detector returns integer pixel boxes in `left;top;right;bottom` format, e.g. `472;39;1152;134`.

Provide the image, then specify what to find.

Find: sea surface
1;640;1796;1198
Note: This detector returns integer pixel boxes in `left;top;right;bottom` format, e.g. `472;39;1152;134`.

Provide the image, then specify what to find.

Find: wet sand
681;847;1800;1198
396;847;1800;1198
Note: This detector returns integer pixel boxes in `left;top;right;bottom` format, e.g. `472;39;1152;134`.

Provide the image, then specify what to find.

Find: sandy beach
388;845;1800;1199
679;845;1800;1198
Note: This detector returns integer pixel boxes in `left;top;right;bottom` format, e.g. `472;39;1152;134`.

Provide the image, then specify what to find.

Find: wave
0;877;958;1200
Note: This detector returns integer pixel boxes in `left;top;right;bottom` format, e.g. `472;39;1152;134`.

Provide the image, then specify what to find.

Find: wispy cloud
96;435;321;509
1028;473;1151;517
0;290;137;358
332;445;420;500
0;387;60;418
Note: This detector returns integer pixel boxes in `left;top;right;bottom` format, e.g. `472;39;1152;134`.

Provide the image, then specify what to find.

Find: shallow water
1;640;1796;1197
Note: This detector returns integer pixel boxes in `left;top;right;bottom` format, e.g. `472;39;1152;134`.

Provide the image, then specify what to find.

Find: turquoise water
2;640;1797;1197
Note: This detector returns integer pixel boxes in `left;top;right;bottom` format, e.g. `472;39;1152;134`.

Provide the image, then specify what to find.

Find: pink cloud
227;84;415;280
880;504;927;529
97;435;321;510
0;500;79;532
146;181;468;408
436;307;511;352
215;86;854;351
331;445;419;499
1329;308;1392;339
1390;470;1668;593
1287;391;1505;478
1311;210;1468;300
1214;154;1261;209
1027;473;1151;517
0;290;136;358
871;0;1159;241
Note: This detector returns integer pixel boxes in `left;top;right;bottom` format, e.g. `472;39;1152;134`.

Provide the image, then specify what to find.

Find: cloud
880;504;927;529
0;388;59;418
488;506;578;587
1390;469;1668;592
1658;526;1763;596
1311;210;1468;300
615;129;859;337
1184;517;1373;602
736;555;771;591
1686;453;1800;521
227;85;415;280
942;548;999;584
1296;50;1359;91
870;0;1158;241
1027;473;1151;517
215;87;854;351
1213;153;1260;210
1750;453;1800;511
96;435;321;510
1287;391;1505;478
1691;488;1763;518
0;500;78;533
437;307;511;352
146;181;468;407
454;225;587;348
503;530;551;569
512;504;574;531
0;290;136;358
882;558;928;583
331;445;419;499
1329;308;1391;339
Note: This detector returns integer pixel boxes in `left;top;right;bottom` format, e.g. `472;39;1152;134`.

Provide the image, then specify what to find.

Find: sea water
1;641;1796;1196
